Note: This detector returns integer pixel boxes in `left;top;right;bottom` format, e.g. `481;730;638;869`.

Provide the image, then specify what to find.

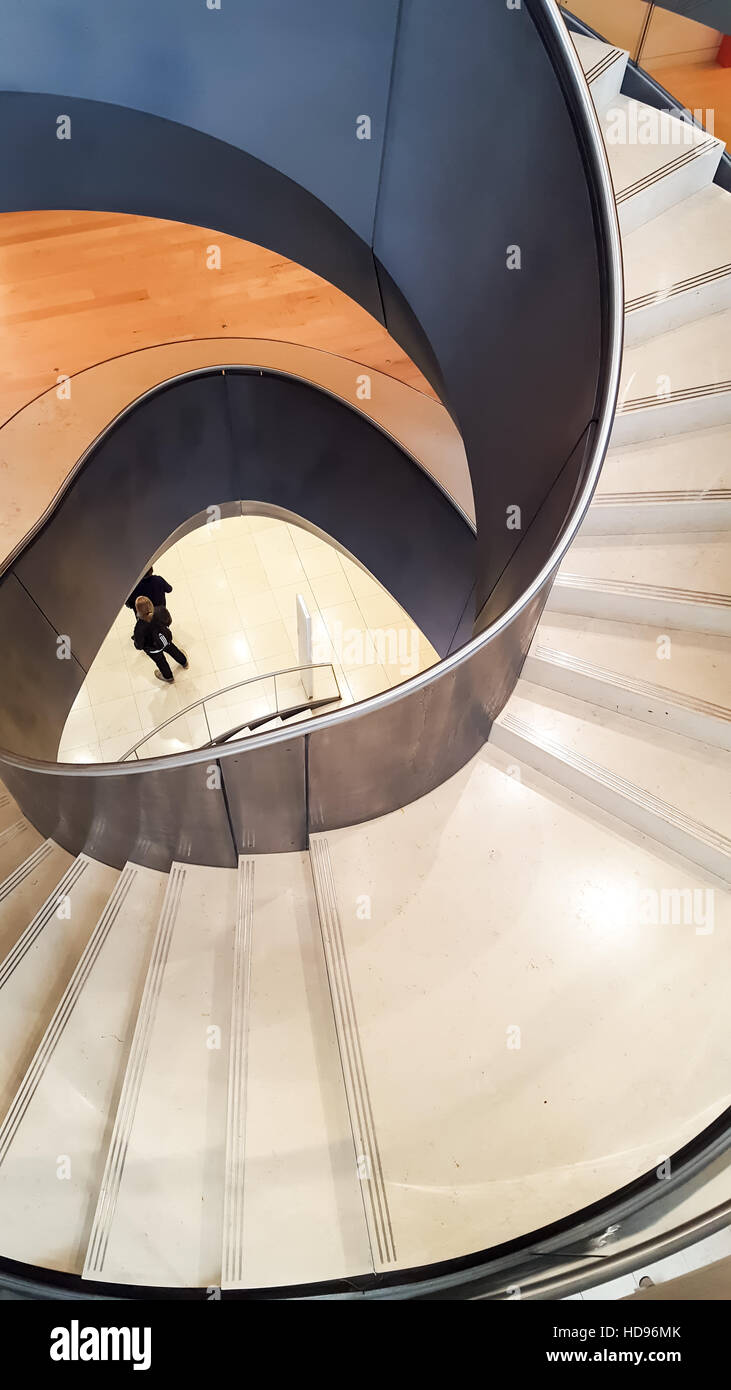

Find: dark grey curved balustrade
0;0;622;874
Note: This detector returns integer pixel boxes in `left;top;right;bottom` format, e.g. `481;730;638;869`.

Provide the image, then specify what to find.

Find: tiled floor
58;514;439;762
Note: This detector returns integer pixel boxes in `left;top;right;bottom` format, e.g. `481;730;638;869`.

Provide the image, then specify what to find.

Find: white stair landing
0;855;119;1120
0;862;167;1273
222;853;371;1289
84;862;237;1289
315;744;730;1271
614;311;731;445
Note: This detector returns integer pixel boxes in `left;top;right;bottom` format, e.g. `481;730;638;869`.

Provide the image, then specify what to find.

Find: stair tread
0;840;75;964
571;33;628;107
600;95;723;204
0;861;167;1274
0;820;44;884
0;856;119;1121
559;532;730;596
315;747;730;1270
623;184;731;312
224;852;370;1289
85;862;237;1288
535;616;731;713
502;684;730;839
619;309;731;406
597;425;731;496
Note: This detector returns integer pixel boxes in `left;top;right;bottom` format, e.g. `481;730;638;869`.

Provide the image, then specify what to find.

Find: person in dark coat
132;595;188;683
126;568;173;614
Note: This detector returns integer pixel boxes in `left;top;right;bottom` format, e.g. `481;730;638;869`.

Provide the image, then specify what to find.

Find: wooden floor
648;60;731;148
0;211;433;426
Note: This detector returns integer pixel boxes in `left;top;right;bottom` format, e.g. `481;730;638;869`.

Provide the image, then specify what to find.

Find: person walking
132;595;188;683
126;567;173;615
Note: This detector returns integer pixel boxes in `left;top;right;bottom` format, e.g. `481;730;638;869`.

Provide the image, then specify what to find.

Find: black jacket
126;573;172;611
133;616;172;655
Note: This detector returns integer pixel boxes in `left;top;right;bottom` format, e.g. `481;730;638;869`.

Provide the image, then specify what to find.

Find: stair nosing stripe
615;138;719;202
626;262;731;310
555;575;731;605
310;836;396;1266
592;490;731;505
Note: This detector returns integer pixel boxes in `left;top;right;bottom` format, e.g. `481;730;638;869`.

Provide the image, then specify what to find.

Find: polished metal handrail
119;662;340;761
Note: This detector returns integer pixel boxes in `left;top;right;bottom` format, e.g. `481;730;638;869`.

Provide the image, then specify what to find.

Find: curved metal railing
120;663;341;760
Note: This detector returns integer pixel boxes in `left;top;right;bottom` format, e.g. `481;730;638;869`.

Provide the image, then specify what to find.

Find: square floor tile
207;630;254;670
93;696;143;742
246;620;292;660
309;570;355;609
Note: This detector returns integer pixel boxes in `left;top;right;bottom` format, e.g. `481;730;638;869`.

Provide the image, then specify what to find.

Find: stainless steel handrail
119;662;340;760
0;0;623;787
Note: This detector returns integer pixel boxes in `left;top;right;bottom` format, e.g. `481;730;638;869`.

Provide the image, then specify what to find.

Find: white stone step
493;684;730;882
524;643;730;750
614;310;731;445
623;185;731;344
553;533;730;635
0;817;45;884
571;33;628;112
84;861;237;1288
222;853;371;1289
0;861;167;1273
535;613;731;717
561;532;729;592
315;745;730;1270
0;855;119;1120
0;839;74;963
0;782;22;835
585;425;731;533
600;96;724;235
584;491;731;534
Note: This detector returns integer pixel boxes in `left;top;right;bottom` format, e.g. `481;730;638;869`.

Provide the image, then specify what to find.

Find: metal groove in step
0;819;28;850
593;489;731;506
615;138;719;204
309;837;396;1267
493;712;731;882
0;856;88;992
221;856;255;1289
618;381;731;413
84;863;186;1278
585;48;625;84
626;263;731;312
0;840;55;907
556;574;731;606
0;865;138;1167
526;645;730;749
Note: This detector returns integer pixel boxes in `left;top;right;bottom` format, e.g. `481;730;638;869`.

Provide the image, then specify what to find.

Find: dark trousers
148;643;186;680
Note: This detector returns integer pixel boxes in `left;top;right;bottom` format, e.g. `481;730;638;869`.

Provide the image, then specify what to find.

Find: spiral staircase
0;10;728;1299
